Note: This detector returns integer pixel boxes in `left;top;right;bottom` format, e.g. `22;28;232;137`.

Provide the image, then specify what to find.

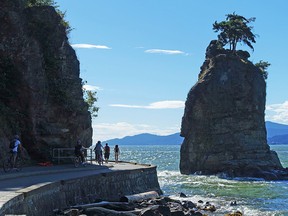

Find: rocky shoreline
54;192;243;216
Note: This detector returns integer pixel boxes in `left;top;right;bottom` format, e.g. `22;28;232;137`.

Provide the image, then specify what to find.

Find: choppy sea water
119;144;288;216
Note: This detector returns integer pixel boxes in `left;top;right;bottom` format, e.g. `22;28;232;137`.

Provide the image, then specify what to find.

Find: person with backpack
93;141;103;165
104;143;110;164
114;145;120;163
10;134;22;168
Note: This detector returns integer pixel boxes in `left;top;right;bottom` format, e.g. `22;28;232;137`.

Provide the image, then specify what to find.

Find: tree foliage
82;82;99;118
85;90;99;118
213;13;256;52
255;60;271;80
25;0;56;7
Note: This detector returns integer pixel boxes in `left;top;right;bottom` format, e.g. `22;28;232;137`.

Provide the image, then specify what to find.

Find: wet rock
171;210;185;216
225;210;243;216
139;205;160;216
154;197;168;205
181;201;196;209
202;204;216;212
179;192;187;198
158;205;171;215
189;212;203;216
168;202;184;212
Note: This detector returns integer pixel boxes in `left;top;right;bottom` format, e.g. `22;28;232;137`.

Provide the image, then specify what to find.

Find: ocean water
119;144;288;216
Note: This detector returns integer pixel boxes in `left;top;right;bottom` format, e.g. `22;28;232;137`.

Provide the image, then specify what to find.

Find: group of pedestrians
93;141;120;164
6;135;120;170
74;140;120;165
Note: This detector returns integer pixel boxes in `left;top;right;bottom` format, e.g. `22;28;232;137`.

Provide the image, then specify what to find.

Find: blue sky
55;0;288;142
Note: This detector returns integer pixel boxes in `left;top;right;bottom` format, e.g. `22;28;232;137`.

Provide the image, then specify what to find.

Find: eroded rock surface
0;0;92;161
180;40;287;180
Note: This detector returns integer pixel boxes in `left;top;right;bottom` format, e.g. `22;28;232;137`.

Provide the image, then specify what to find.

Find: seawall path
0;161;161;215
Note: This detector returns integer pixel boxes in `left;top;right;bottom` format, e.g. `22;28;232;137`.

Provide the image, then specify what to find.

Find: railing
52;148;94;164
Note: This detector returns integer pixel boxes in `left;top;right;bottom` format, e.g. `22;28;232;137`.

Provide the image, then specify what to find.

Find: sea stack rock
180;40;286;180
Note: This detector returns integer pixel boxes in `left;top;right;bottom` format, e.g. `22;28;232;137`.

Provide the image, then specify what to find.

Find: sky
54;0;288;142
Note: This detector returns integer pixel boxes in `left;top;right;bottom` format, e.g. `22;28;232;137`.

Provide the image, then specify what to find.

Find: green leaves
255;60;271;80
213;12;256;52
25;0;56;7
85;90;99;118
82;81;99;118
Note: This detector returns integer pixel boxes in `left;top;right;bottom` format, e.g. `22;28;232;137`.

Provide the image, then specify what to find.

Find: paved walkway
0;161;151;200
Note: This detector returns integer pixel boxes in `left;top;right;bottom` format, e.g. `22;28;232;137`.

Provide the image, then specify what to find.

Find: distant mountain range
104;133;184;146
104;121;288;145
266;121;288;144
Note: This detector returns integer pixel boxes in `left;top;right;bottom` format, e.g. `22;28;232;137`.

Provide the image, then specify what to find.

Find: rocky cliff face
180;40;286;180
0;0;92;162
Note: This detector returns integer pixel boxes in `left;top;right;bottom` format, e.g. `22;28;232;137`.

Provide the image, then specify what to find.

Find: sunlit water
119;144;288;216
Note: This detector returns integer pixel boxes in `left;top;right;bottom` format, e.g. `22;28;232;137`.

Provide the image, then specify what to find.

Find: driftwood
120;191;159;203
83;207;137;216
57;194;244;216
71;201;130;209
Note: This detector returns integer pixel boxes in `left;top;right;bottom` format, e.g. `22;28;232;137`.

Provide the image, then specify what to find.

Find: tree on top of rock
213;13;256;52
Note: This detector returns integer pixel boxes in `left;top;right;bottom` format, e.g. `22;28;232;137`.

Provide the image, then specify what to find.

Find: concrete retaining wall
0;165;161;216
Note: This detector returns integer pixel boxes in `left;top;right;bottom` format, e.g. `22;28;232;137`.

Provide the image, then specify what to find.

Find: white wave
233;177;266;181
157;170;180;177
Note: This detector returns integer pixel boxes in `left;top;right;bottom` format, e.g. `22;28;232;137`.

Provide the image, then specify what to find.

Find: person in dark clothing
114;145;120;163
74;140;85;163
104;143;110;163
93;140;103;165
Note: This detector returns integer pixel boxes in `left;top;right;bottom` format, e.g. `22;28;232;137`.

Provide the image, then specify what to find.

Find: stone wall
0;165;161;216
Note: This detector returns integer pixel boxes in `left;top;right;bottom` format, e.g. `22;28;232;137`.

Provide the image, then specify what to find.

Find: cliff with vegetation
0;0;92;162
180;40;288;180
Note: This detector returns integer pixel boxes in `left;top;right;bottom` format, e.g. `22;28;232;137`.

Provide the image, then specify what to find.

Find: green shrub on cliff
85;90;99;118
213;12;256;52
255;60;270;80
82;81;99;118
25;0;56;7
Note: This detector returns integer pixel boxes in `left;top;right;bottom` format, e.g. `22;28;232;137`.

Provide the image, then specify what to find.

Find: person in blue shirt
11;135;22;168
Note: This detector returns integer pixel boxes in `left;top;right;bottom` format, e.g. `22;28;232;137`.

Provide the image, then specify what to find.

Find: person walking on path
114;145;120;163
94;141;103;165
10;134;22;168
104;143;110;164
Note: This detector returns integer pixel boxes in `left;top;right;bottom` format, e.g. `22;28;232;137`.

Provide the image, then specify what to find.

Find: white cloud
83;84;102;91
266;101;288;124
145;49;185;55
92;122;180;141
110;100;185;109
71;43;111;49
